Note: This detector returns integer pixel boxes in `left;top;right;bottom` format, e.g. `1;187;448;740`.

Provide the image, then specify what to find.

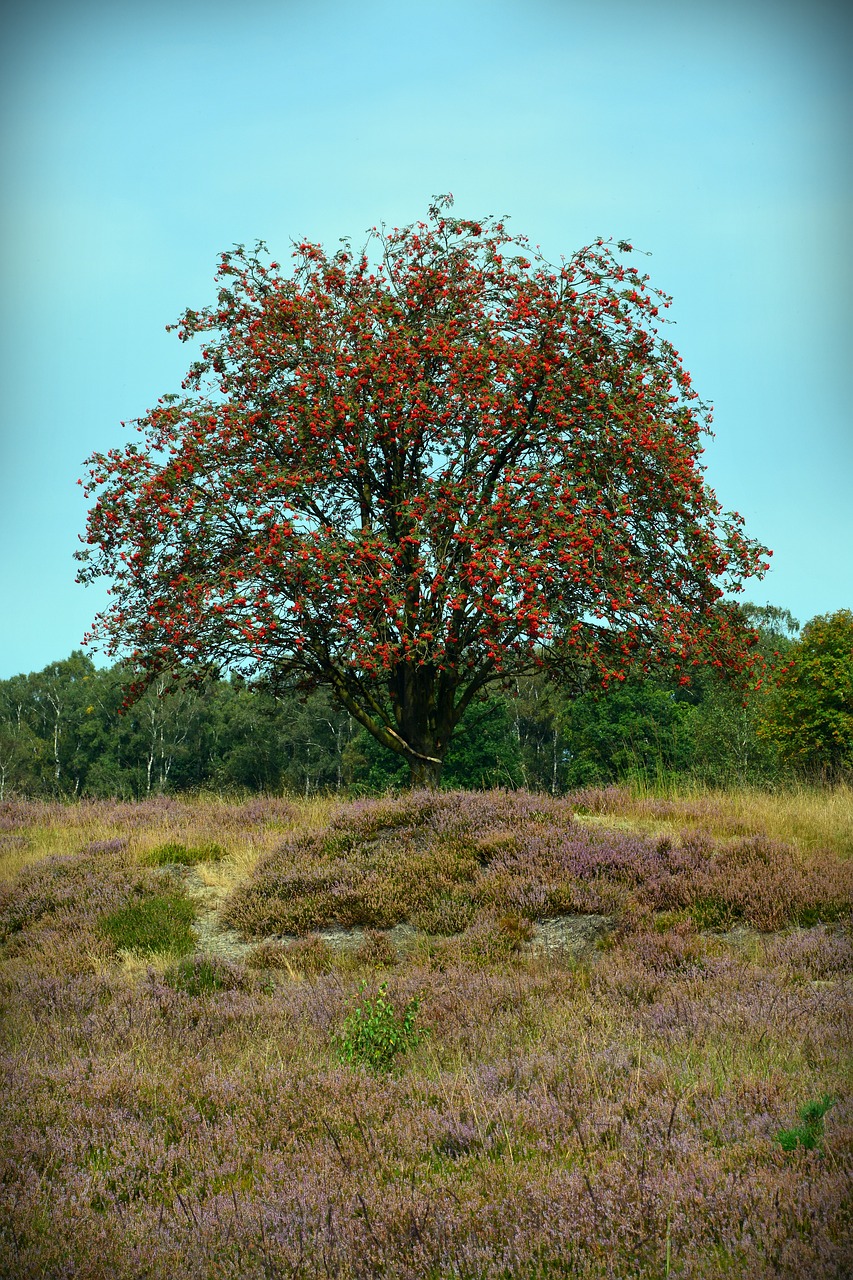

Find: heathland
1;785;851;1278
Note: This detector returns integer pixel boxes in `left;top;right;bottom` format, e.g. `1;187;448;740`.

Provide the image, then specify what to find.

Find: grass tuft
143;840;226;866
775;1095;836;1152
98;891;195;956
163;953;247;995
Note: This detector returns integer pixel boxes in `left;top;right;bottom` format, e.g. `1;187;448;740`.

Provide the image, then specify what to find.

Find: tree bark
409;754;444;789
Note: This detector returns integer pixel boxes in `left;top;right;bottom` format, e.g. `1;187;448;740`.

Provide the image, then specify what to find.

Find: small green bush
144;841;225;867
688;895;743;931
99;892;195;956
163;953;245;995
337;982;426;1072
775;1095;835;1152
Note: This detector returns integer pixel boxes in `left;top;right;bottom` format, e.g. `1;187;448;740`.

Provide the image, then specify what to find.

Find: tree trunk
409;754;444;789
390;662;452;790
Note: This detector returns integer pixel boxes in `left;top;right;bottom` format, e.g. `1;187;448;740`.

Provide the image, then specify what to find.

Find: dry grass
719;783;853;857
574;781;853;858
0;792;338;885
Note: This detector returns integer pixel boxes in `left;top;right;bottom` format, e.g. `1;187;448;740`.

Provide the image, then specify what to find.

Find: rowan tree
77;197;769;786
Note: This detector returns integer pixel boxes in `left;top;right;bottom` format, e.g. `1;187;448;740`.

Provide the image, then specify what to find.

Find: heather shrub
328;791;440;838
355;928;398;968
98;891;195;956
685;837;851;932
622;922;706;976
497;912;536;949
222;790;852;942
247;934;335;977
0;851;140;948
144;840;226;867
409;890;476;935
457;913;532;963
222;833;399;935
222;825;482;938
767;926;853;980
82;837;128;855
3;788;851;1280
245;938;293;970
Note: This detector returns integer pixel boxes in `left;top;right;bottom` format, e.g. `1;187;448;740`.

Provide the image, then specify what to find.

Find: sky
1;0;850;680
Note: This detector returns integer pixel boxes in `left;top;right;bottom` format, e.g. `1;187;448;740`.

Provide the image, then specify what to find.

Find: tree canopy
77;197;769;785
760;609;853;778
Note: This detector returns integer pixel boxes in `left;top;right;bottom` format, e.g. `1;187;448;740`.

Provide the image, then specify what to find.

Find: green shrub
336;982;426;1072
775;1095;835;1152
163;953;246;995
688;895;743;931
99;892;195;956
144;841;225;867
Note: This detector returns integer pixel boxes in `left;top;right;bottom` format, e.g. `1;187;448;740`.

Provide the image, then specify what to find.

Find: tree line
2;605;849;800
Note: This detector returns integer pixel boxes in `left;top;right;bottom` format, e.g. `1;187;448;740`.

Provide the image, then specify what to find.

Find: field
1;786;851;1278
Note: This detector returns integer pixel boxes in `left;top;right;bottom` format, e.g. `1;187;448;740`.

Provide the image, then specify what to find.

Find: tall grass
0;792;336;884
574;780;853;857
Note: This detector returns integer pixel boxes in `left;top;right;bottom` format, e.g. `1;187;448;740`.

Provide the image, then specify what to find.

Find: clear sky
1;0;850;679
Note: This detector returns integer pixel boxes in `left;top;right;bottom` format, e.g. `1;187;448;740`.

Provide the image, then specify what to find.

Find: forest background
3;603;850;800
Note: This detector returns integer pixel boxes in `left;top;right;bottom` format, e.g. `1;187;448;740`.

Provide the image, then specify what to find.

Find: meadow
0;785;851;1278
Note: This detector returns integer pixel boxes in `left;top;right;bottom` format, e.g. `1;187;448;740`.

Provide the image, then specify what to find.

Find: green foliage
441;697;523;790
687;895;743;931
561;678;693;787
739;603;800;649
557;603;803;790
345;725;410;793
144;841;225;867
775;1095;835;1152
345;696;522;793
685;678;785;788
505;672;568;793
163;954;244;995
0;600;846;797
336;982;426;1072
792;901;850;928
99;892;195;956
760;610;853;778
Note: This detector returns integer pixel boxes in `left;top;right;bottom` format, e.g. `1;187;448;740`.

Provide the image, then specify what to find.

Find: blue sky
1;0;850;679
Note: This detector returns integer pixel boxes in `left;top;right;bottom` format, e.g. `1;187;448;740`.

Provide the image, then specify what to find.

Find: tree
0;674;45;799
78;197;769;787
561;677;694;787
506;672;570;794
759;610;853;778
683;601;799;786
